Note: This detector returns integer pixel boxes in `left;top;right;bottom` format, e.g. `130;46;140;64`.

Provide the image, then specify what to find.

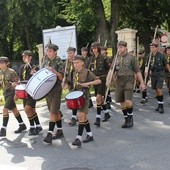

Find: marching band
0;40;170;147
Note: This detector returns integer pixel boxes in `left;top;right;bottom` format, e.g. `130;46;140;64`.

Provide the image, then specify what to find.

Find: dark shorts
46;83;62;113
115;76;134;103
23;95;36;108
78;96;89;114
151;73;164;89
93;76;106;96
4;93;16;110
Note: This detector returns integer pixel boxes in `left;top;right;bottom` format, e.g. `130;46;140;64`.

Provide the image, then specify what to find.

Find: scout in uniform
64;47;78;126
42;44;64;144
101;46;112;110
90;42;110;126
0;56;26;137
137;49;148;104
114;41;145;128
145;43;170;113
19;50;42;135
165;46;170;95
81;47;93;108
66;55;101;147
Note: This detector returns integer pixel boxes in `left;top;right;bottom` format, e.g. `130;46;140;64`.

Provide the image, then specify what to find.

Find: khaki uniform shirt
67;67;99;97
116;52;140;77
0;68;19;96
43;56;64;84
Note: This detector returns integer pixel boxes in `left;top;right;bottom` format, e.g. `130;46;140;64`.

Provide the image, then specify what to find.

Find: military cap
101;46;107;51
67;47;76;52
81;47;88;52
117;41;127;47
138;49;145;54
91;42;100;48
150;42;158;48
45;43;59;51
73;55;84;62
0;56;10;63
22;50;32;56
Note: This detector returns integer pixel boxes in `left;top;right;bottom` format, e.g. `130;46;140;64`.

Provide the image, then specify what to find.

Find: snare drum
15;84;28;99
65;91;86;109
25;68;57;100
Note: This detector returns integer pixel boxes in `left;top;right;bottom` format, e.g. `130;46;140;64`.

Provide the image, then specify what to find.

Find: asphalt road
0;86;170;170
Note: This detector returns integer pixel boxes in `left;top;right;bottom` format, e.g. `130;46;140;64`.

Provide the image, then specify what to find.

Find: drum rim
65;91;84;100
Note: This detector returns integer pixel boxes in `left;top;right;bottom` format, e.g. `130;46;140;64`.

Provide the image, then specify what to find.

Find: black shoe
43;133;53;144
89;99;93;108
0;128;6;137
28;128;37;136
159;107;164;114
121;117;128;128
127;116;133;128
102;112;111;122
35;126;43;134
82;135;94;143
94;119;100;127
52;129;64;140
69;118;77;126
72;138;81;147
14;124;27;134
136;89;141;93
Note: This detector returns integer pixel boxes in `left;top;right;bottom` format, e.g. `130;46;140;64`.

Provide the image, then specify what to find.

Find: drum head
15;84;26;90
65;91;83;100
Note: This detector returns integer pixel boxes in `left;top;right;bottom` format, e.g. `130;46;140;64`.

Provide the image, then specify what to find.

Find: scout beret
150;42;158;48
22;50;32;56
117;41;127;47
45;43;59;51
81;47;88;52
101;46;107;51
73;55;84;62
0;56;10;63
67;47;76;52
91;42;100;48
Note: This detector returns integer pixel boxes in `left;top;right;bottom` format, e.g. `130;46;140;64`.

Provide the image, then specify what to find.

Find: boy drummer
0;56;26;137
66;55;101;147
42;43;65;144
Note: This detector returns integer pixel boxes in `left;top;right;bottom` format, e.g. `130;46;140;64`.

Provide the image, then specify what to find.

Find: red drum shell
15;84;28;99
65;91;86;109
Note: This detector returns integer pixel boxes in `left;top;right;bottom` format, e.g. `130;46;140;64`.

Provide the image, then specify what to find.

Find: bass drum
25;68;57;100
65;91;86;109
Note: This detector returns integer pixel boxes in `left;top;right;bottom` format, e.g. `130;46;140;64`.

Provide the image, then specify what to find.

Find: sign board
43;25;77;60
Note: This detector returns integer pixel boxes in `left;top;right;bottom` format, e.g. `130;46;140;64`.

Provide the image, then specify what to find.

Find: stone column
116;28;138;53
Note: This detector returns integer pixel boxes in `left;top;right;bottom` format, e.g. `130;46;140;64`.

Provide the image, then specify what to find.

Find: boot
127;115;133;128
43;132;53;144
102;112;111;122
89;99;93;108
14;124;27;133
28;128;37;136
35;126;43;134
140;98;148;104
121;117;128;128
94;118;100;127
82;135;94;143
159;106;164;114
52;129;64;139
69;118;77;126
0;128;6;137
72;138;81;147
155;106;160;112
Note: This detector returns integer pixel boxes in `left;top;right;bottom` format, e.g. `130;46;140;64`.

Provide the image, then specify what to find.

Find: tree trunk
92;0;109;46
110;0;120;55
